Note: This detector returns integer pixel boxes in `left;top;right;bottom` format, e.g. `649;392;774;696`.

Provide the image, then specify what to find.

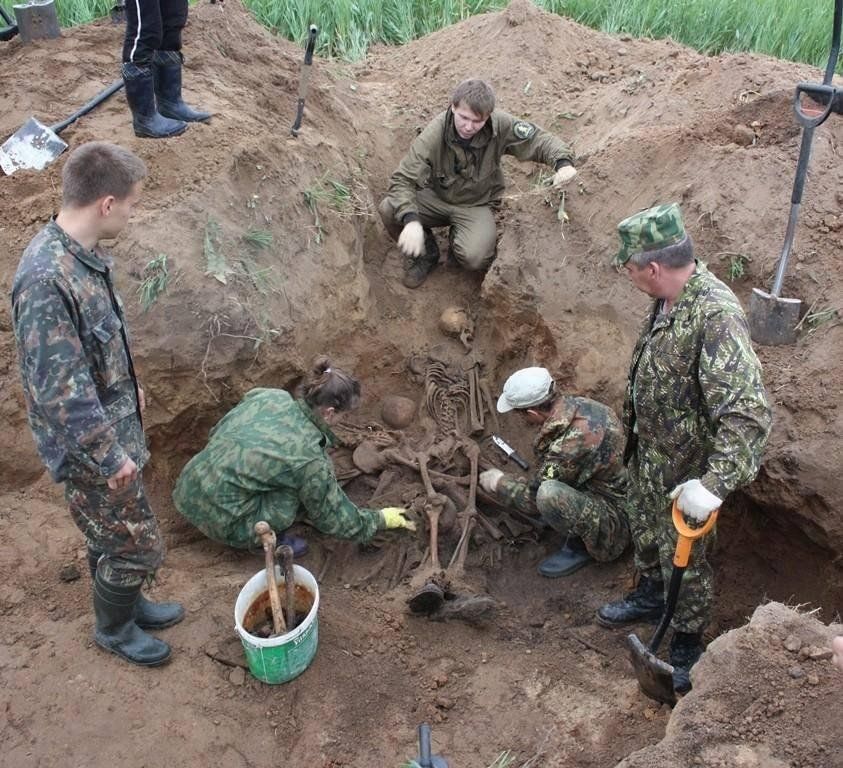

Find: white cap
496;367;554;413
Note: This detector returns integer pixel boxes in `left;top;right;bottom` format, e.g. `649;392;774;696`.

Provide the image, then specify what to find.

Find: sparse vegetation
718;251;752;281
137;254;172;312
242;228;274;250
204;217;234;285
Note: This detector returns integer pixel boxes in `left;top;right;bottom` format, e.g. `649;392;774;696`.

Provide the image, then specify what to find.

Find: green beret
615;202;686;266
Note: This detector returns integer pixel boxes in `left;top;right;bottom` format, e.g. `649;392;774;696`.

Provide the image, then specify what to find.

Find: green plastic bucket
234;564;319;684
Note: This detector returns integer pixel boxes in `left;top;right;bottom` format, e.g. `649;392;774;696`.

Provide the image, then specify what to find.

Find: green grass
33;0;842;72
137;254;172;311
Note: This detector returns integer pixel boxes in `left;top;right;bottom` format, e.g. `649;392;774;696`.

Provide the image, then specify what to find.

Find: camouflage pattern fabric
384;108;574;223
66;473;163;587
11;220;147;483
495;395;629;562
623;261;772;633
615;202;685;266
173;388;383;549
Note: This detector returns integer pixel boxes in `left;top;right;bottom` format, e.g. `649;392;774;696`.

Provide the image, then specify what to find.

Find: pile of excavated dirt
1;1;842;766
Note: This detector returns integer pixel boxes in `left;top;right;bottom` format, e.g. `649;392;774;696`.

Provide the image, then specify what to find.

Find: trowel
627;501;718;705
749;0;842;344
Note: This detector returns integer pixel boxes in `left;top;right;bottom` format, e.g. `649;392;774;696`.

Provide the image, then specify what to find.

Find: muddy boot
596;575;664;627
152;50;211;122
670;631;705;694
121;62;187;139
402;228;439;289
537;537;593;578
93;572;171;666
87;551;184;630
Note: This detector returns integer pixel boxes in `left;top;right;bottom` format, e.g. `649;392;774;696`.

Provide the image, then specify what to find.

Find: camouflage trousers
535;480;630;562
65;472;164;587
627;449;715;634
378;189;497;270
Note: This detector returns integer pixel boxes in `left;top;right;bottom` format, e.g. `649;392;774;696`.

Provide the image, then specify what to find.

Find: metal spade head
0;117;67;175
627;632;677;705
748;287;802;346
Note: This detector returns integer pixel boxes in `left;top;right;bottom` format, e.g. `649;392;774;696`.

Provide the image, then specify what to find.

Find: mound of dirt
1;1;842;766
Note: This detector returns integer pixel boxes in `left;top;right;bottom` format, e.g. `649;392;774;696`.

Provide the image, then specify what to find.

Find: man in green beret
597;202;772;695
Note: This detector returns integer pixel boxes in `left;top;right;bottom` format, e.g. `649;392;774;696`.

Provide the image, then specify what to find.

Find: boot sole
594;611;662;629
136;613;185;631
537;558;592;578
94;636;172;667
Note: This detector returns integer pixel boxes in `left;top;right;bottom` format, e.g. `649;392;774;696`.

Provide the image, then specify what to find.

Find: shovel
254;521;287;636
0;79;124;176
627;500;718;705
290;24;318;137
749;0;843;345
0;5;18;41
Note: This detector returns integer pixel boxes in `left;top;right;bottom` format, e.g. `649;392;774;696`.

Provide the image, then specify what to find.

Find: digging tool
413;724;449;768
627;501;718;705
276;544;297;630
0;5;19;41
254;521;286;635
749;0;843;345
0;79;124;176
290;24;318;138
14;0;60;42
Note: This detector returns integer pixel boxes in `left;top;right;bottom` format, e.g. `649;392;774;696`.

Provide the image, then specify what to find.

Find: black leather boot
402;228;440;288
122;62;187;138
537;537;593;578
596;575;665;627
93;572;171;666
670;631;705;694
88;551;184;630
153;50;211;122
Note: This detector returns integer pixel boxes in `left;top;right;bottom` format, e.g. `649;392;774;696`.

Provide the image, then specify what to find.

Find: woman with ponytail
172;356;415;553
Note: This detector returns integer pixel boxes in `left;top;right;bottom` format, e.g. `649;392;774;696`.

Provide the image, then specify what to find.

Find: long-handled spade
254;521;286;636
276;544;297;631
627;501;718;705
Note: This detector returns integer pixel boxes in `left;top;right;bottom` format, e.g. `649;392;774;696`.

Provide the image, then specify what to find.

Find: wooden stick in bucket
276;544;297;630
254;521;286;635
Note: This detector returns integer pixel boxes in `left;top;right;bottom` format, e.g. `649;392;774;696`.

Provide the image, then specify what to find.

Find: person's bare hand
107;457;138;490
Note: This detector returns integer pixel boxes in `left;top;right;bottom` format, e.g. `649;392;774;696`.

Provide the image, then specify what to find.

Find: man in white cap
480;367;630;577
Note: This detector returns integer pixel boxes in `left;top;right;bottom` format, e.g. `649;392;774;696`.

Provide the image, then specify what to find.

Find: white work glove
380;507;416;532
397;220;425;257
669;479;721;523
479;468;504;494
551;165;578;187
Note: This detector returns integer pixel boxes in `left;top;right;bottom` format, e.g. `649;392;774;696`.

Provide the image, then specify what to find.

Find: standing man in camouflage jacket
173;358;416;550
597;203;772;694
11;142;183;667
379;79;577;289
478;367;629;578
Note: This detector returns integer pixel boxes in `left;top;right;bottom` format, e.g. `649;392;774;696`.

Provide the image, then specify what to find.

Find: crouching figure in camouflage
378;78;576;289
173;357;416;552
11;142;183;667
479;367;630;578
598;203;772;694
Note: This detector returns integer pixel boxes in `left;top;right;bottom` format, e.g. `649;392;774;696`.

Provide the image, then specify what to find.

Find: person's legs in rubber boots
93;568;171;666
596;574;665;627
122;62;187;138
402;227;439;289
537;536;593;578
669;630;705;694
87;549;184;630
152;50;211;122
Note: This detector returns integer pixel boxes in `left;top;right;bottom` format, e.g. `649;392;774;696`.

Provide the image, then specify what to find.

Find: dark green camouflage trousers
535;480;630;562
65;472;164;587
627;449;714;634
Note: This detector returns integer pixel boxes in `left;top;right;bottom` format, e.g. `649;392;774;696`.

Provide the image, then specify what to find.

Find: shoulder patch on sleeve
513;120;537;140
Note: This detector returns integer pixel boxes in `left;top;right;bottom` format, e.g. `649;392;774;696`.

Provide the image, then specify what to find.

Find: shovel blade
0;117;68;176
749;287;802;345
627;632;677;705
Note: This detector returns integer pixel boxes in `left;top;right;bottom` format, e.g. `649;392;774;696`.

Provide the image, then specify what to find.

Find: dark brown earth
1;1;842;766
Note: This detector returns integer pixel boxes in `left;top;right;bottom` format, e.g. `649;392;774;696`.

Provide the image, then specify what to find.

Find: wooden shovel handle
254;521;286;635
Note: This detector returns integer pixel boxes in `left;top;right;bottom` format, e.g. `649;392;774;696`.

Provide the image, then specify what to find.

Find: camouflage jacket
11;220;146;484
386;108;574;221
623;261;772;498
172;388;383;548
496;395;628;515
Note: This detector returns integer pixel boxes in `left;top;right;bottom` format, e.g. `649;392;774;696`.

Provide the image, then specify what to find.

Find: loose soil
0;2;842;766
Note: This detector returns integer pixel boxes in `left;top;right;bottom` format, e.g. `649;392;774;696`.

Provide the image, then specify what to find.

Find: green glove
380;507;416;532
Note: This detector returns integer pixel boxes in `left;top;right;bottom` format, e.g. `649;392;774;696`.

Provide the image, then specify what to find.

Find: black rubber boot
402;228;439;289
88;551;184;630
596;575;665;627
152;50;211;122
93;572;171;666
670;631;705;694
121;62;187;139
537;537;593;578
